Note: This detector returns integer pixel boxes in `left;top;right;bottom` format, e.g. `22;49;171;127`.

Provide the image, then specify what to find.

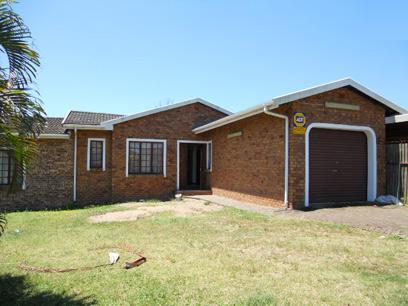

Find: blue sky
16;0;408;117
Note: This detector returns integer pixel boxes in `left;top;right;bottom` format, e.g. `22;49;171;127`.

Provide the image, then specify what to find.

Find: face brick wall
0;88;387;210
203;112;286;207
111;103;226;202
0;138;73;211
286;87;386;208
0;103;226;209
203;87;386;209
76;130;113;204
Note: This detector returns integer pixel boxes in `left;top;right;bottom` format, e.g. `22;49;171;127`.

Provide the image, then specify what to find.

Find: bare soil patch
89;199;222;223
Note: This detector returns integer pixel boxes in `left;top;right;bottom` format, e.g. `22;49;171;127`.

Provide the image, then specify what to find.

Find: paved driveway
191;195;408;237
281;205;408;237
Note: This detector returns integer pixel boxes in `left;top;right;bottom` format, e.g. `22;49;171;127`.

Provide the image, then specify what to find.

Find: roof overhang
101;98;232;127
61;109;72;125
192;104;268;134
385;113;408;124
193;78;406;134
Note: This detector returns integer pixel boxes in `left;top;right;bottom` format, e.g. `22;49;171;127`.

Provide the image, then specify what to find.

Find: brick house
1;78;406;210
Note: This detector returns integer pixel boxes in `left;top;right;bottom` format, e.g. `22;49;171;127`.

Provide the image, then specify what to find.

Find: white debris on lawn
375;195;403;206
109;252;120;264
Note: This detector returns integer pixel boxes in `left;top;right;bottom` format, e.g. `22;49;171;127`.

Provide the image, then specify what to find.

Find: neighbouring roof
193;78;407;134
62;111;124;126
43;117;65;134
101;98;232;126
385;113;408;124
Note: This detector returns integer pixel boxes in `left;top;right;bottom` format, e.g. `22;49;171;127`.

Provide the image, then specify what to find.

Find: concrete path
188;194;285;215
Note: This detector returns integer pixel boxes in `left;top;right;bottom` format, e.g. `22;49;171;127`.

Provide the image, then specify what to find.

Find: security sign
293;112;306;135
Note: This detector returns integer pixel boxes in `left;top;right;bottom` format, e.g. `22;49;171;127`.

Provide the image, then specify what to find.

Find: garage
194;79;396;209
309;128;368;205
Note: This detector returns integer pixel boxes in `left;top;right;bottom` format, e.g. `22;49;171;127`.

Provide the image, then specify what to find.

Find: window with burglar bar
88;140;104;170
0;150;12;185
128;141;164;174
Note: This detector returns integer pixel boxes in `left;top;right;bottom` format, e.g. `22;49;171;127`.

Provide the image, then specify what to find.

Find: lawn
0;200;407;305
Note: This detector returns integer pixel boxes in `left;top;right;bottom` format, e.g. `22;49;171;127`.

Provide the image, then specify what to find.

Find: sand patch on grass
89;199;222;223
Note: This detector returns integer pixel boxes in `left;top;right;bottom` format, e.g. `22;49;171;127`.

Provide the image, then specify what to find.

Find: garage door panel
309;129;368;204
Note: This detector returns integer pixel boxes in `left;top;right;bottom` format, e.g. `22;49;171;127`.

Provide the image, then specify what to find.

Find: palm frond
0;0;45;193
0;85;45;136
0;130;38;191
0;0;40;86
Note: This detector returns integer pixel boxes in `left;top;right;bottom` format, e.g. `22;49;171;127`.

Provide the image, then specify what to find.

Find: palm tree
0;0;45;235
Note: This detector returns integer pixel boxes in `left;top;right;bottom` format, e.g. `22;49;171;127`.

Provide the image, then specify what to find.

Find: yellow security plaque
293;112;306;135
293;112;306;127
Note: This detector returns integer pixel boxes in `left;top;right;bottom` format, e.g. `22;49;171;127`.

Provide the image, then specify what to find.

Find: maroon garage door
309;129;368;204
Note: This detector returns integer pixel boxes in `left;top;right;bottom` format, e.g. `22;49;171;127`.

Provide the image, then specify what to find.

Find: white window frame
0;149;26;189
176;140;212;190
126;138;167;177
206;141;212;172
87;138;106;171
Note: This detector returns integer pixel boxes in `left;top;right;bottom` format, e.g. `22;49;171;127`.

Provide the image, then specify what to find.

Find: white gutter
385;113;408;124
73;127;77;202
62;124;112;131
193;104;264;134
38;134;70;139
263;106;289;209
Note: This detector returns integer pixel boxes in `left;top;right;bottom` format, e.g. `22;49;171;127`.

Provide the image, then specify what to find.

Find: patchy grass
0;201;407;305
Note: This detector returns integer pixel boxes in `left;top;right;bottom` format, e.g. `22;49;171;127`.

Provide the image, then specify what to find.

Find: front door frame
176;140;212;190
304;123;377;208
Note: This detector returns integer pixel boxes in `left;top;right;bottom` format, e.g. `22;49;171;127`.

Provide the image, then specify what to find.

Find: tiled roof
101;98;232;126
43;117;65;134
62;111;124;125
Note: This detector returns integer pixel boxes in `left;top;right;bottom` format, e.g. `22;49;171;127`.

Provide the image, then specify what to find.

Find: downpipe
263;106;289;209
73;127;77;202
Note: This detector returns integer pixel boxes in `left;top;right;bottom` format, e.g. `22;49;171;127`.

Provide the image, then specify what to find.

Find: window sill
0;185;23;192
87;169;106;172
127;173;165;177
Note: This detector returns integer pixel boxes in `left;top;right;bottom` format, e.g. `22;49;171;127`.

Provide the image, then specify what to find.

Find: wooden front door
187;144;202;187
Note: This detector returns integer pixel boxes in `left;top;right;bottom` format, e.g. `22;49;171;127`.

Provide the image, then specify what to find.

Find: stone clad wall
0;103;227;210
0;138;74;211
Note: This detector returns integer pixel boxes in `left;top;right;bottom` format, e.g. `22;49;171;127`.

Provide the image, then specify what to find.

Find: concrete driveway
191;195;408;237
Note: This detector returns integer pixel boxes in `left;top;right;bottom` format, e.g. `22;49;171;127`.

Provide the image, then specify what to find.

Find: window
127;139;166;176
0;151;11;185
87;138;106;171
